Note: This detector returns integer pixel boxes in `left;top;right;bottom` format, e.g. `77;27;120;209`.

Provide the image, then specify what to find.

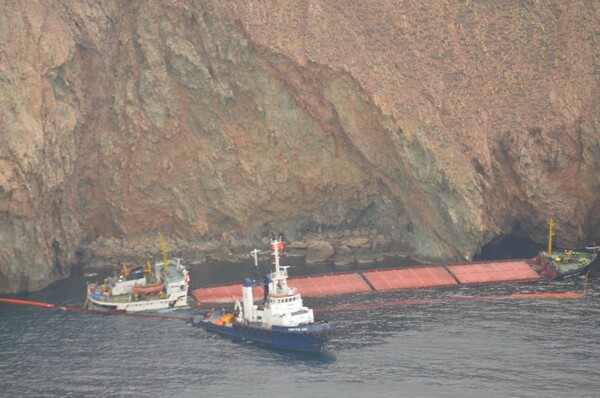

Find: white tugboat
188;238;334;353
85;235;189;312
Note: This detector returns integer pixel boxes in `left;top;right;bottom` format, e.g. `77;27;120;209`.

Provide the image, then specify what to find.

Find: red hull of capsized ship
192;259;541;304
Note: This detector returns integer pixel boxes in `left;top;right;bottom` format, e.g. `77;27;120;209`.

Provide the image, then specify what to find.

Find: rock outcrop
1;0;598;293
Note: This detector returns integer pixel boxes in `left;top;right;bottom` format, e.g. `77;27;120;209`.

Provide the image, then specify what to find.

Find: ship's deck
165;264;184;282
557;262;588;273
550;252;594;273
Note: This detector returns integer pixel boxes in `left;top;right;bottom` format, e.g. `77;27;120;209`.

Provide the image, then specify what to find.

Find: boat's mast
159;233;169;273
272;239;281;276
251;248;262;279
547;218;555;256
251;249;261;267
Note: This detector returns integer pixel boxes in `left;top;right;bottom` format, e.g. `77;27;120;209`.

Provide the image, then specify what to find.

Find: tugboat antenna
250;249;262;279
250;249;261;266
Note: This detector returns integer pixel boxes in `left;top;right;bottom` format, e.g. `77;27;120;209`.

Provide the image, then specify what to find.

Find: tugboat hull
188;318;333;353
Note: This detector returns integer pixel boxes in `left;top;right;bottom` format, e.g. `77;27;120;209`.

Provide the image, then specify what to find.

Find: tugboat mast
271;238;288;294
273;239;281;275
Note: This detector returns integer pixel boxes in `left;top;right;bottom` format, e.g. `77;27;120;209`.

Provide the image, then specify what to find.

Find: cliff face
1;0;598;293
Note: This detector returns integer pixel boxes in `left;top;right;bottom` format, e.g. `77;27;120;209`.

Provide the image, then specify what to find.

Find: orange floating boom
314;295;508;313
1;285;586;321
0;298;56;308
0;297;188;320
314;291;586;313
510;293;584;298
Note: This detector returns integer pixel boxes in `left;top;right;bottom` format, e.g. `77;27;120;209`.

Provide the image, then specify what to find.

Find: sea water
1;261;599;397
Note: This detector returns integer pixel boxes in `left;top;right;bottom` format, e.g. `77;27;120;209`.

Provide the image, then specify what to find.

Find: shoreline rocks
77;229;414;272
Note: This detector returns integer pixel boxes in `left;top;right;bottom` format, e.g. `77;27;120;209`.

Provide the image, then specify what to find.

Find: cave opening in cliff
474;233;545;261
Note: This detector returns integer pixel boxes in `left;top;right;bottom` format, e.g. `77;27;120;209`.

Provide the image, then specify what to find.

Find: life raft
131;283;164;294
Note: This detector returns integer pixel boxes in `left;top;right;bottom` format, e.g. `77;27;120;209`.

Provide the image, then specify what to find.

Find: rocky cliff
1;0;598;293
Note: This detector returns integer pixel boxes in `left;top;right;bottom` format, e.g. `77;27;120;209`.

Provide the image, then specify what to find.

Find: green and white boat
530;219;598;280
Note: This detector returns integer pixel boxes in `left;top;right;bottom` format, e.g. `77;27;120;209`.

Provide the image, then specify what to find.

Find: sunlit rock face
1;1;598;293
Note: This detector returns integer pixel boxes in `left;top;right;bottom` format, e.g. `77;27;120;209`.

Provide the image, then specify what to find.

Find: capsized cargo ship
187;239;334;353
190;218;598;307
529;219;598;280
85;235;190;312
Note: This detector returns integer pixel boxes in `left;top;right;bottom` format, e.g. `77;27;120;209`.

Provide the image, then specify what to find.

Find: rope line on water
0;292;584;318
314;271;591;313
1;272;590;317
0;298;188;321
313;292;584;313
